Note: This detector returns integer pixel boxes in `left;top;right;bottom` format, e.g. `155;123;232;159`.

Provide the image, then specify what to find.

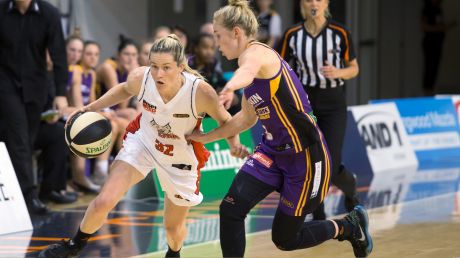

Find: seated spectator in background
152;25;171;41
70;41;126;188
65;35;84;107
254;0;282;48
188;33;241;115
96;35;139;120
200;22;214;35
139;40;155;66
65;36;101;193
172;25;190;54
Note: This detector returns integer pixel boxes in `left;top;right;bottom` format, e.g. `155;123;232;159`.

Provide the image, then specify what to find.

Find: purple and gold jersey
240;43;331;217
243;43;320;153
96;58;128;98
81;69;96;105
67;64;83;91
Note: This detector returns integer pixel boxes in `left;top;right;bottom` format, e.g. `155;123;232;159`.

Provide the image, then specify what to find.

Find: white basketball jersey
135;68;202;167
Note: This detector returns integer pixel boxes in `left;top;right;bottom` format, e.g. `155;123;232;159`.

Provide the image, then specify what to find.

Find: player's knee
219;196;247;221
271;234;296;251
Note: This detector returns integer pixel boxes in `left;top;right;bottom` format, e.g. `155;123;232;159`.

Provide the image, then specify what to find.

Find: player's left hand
230;144;250;159
219;86;235;110
320;61;342;79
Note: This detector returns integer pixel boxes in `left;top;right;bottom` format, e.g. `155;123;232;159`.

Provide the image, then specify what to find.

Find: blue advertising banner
372;98;460;169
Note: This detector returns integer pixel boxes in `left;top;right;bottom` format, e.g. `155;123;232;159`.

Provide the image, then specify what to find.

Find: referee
277;0;359;219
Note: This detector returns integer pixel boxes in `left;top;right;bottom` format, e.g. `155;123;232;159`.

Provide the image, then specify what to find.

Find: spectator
0;0;68;214
152;25;171;41
200;22;214;35
65;35;84;107
80;41;128;185
254;0;282;48
96;35;139;120
139;40;155;66
188;33;241;115
172;25;190;54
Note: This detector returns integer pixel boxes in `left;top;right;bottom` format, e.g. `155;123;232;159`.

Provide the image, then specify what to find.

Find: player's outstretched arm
66;67;146;125
219;48;262;109
191;83;258;145
85;67;145;112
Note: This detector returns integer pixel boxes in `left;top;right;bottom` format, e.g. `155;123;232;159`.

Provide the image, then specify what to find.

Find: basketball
65;111;112;158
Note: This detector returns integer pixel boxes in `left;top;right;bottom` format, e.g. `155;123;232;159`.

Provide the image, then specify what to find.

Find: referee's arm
338;29;359;80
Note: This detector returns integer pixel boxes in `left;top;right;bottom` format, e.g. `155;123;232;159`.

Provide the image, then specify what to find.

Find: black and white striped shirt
277;21;356;89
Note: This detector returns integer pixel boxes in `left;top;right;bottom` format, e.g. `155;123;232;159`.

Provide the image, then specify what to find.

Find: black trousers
0;87;43;195
220;172;336;257
34;121;69;194
422;36;444;92
305;86;356;198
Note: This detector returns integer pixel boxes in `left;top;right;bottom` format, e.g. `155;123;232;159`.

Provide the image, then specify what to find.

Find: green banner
152;118;254;200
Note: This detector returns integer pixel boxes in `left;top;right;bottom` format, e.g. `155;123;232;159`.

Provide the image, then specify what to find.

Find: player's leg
272;142;372;257
163;196;190;257
38;160;145;258
271;204;373;257
80;160;145;233
39;133;151;258
219;171;277;257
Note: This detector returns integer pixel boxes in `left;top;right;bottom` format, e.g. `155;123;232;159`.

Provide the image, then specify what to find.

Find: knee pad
271;234;297;251
219;195;249;221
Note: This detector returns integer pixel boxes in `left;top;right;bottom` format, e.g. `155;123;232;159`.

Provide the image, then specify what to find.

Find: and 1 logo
356;111;403;150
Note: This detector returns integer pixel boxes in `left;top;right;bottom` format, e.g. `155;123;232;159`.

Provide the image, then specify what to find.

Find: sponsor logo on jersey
256;106;270;120
173;113;190;118
252;152;273;168
143;100;157;113
150;118;180;139
248;93;264;107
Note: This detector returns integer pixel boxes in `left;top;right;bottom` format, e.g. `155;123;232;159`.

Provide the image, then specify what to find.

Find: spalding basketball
65;112;112;158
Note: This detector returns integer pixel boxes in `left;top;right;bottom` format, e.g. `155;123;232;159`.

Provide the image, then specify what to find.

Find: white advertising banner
349;103;419;173
0;142;33;235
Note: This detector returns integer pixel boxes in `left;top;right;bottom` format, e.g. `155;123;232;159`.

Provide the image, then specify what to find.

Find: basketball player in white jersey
39;34;248;258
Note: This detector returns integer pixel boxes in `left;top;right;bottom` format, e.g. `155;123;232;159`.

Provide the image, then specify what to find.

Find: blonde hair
213;0;258;38
150;34;204;80
300;0;331;20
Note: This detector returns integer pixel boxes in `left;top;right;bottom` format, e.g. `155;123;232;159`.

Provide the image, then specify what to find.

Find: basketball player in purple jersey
187;1;373;257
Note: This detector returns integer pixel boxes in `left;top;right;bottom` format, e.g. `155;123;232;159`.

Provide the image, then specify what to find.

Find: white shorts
115;132;203;207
